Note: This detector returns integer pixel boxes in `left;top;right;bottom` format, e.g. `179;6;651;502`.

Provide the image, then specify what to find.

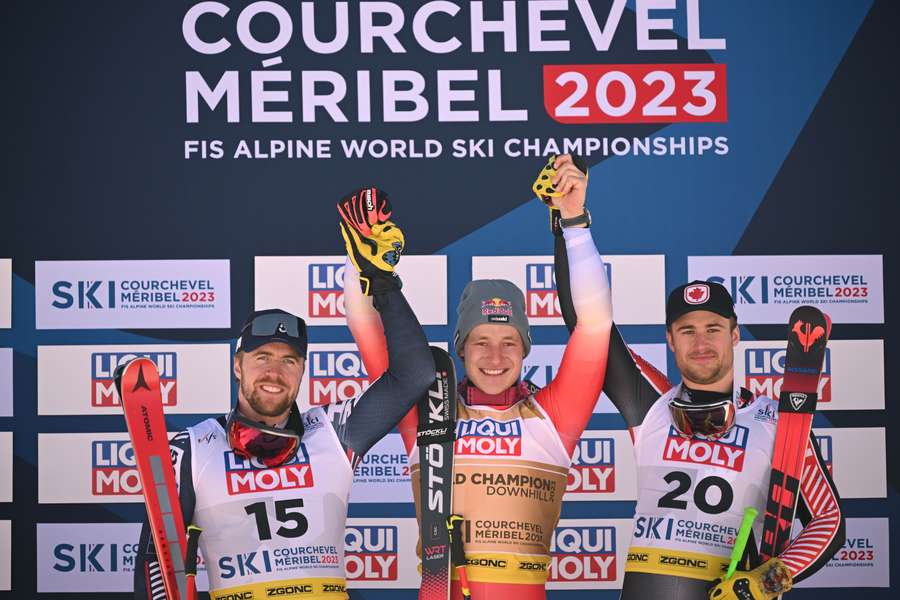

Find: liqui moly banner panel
526;343;667;414
0;432;11;503
564;431;637;501
302;341;448;411
36;522;209;593
471;255;665;325
0;348;11;417
349;433;412;504
0;520;9;591
345;518;419;589
38;433;175;504
687;255;884;324
255;255;447;325
795;518;890;588
545;519;633;590
735;340;884;411
812;428;886;499
34;260;231;329
0;259;10;329
37;344;232;415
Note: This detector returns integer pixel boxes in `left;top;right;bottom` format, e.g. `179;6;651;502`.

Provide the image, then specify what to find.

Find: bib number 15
245;499;308;540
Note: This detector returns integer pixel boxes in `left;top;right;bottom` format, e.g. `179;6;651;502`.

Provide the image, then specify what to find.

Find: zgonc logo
549;526;617;582
345;526;398;580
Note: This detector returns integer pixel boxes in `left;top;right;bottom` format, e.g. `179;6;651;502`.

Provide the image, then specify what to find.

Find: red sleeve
344;261;417;454
777;434;845;582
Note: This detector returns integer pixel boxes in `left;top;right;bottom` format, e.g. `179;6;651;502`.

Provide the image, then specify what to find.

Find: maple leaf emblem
683;283;710;305
688;287;704;301
792;320;826;352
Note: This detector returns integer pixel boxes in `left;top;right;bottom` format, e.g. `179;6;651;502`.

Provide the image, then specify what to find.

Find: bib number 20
245;499;308;540
658;471;733;515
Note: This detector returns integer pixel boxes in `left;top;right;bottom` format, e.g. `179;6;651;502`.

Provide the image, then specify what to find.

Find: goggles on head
226;409;301;468
668;396;736;438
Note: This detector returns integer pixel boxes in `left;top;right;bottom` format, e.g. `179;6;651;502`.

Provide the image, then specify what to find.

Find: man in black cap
553;262;845;599
133;189;434;600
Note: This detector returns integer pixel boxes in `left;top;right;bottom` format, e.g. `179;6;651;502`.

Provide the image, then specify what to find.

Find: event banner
811;428;887;499
0;259;9;328
795;518;891;588
34;260;232;329
687;255;884;324
36;344;233;415
0;348;11;417
526;343;667;413
255;255;448;325
734;340;885;411
0;432;11;503
472;255;666;325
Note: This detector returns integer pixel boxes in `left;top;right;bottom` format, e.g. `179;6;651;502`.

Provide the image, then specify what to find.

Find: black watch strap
559;208;591;229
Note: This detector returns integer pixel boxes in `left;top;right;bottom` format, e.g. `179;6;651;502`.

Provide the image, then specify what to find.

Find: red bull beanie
453;279;532;357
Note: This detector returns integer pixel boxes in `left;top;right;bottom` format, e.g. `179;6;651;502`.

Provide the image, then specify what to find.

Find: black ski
416;346;457;599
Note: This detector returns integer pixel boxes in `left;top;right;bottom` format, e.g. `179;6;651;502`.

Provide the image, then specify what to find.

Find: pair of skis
116;358;200;600
417;347;471;600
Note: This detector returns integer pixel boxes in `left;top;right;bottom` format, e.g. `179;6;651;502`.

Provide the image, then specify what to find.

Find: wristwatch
559;208;591;229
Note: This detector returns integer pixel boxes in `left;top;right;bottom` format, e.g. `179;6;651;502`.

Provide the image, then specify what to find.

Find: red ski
759;306;831;560
117;357;194;600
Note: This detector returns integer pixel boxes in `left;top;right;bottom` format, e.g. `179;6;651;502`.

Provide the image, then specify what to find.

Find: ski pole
447;514;471;600
185;524;202;600
726;507;758;580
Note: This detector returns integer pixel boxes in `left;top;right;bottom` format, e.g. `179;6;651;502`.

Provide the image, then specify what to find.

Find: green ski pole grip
726;507;759;580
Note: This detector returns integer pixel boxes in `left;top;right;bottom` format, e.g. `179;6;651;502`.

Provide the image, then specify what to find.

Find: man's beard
240;378;296;417
680;353;730;386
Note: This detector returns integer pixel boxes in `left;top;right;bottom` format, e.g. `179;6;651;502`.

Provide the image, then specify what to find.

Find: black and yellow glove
532;154;589;236
708;558;793;600
337;187;404;296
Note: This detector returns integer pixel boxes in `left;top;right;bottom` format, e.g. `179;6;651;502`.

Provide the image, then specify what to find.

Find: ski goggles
668;396;736;438
226;410;301;468
236;310;308;358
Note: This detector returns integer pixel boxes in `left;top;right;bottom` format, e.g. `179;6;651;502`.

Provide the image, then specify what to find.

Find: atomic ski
416;346;458;600
116;358;193;600
759;306;831;560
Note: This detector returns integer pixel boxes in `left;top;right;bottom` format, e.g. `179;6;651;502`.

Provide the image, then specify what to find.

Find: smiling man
552;258;845;600
132;189;434;600
345;154;614;600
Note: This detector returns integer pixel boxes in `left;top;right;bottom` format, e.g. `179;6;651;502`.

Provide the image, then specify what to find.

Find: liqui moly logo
815;435;833;476
91;352;178;407
92;441;141;496
663;425;749;472
345;525;398;581
455;418;522;456
526;263;559;318
309;350;372;406
224;447;313;495
308;262;345;317
567;438;615;494
549;526;617;582
744;347;831;402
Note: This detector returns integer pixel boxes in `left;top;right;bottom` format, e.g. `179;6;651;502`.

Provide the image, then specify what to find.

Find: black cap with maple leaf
666;280;737;326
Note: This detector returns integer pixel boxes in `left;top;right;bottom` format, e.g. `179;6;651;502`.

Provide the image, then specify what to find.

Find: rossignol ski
759;306;831;561
116;358;194;600
416;346;458;600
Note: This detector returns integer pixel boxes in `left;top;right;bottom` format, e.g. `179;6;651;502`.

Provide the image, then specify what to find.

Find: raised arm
333;188;433;463
532;155;612;456
552;200;670;433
